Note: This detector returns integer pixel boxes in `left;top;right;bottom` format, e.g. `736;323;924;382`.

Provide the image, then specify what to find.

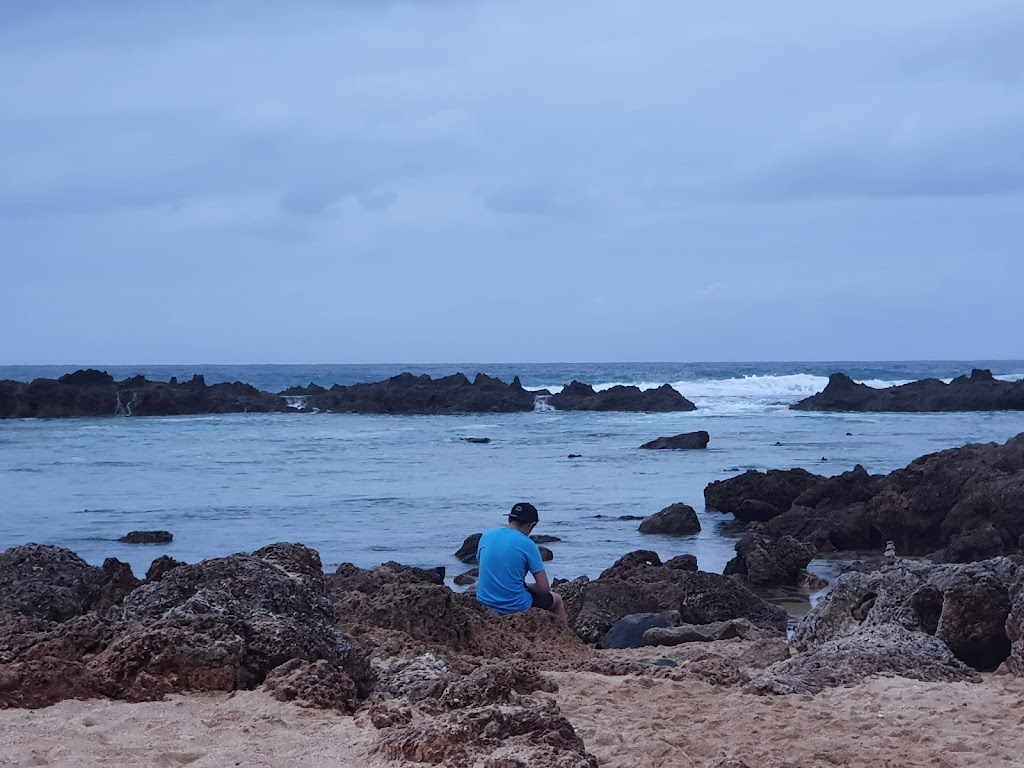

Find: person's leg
550;591;567;626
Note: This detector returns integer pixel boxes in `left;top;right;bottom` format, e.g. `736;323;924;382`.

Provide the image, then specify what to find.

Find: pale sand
3;676;1024;768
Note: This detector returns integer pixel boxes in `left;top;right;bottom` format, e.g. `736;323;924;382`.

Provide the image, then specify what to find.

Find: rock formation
639;431;710;450
638;503;701;536
791;369;1024;412
548;381;696;412
723;535;815;586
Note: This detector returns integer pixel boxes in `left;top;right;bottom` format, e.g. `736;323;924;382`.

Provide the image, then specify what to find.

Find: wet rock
734;499;781;523
454;569;479;586
746;624;978;695
549;381;695;412
145;556;186;582
538;546;554;562
531;535;561;544
600;611;680;649
792;369;1024;412
118;531;173;544
0;544;104;621
638;503;701;536
723;535;815;586
794;557;1017;671
639;431;710;450
704;469;823;518
644;618;781;646
455;533;483;564
461;437;491;444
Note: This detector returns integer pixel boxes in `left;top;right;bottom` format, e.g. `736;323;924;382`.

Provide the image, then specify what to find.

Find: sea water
2;362;1023;596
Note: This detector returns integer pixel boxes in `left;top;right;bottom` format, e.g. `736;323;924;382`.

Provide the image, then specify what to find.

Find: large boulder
723;535;815;586
792;369;1024;412
638;503;701;536
0;544;105;621
548;381;696;412
704;469;824;519
746;624;978;695
639;431;709;450
793;557;1018;671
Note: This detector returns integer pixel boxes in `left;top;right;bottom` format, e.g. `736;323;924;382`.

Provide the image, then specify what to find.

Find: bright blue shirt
475;527;545;615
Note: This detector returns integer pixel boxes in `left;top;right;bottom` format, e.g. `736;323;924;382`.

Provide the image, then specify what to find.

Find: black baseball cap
509;502;539;523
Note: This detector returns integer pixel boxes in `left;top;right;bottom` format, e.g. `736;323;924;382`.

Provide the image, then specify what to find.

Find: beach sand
3;673;1024;768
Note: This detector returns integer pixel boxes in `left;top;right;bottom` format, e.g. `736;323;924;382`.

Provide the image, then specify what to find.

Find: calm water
2;361;1023;594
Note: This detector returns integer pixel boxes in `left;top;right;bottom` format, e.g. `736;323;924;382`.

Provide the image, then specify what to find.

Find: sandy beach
3;672;1024;768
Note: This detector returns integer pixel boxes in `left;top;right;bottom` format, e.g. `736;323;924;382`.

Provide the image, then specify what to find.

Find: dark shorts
530;589;554;611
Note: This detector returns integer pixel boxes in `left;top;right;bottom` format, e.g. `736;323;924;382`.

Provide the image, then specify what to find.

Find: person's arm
525;542;548;592
531;568;551;594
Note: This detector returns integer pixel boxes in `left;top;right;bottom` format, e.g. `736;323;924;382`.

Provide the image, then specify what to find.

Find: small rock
638;503;701;536
119;531;173;544
639;431;710;450
601;611;681;649
461;437;490;444
455;533;482;563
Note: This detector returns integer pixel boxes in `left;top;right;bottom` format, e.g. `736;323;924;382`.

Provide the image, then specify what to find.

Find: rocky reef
704;432;1024;561
791;369;1024;412
547;381;696;412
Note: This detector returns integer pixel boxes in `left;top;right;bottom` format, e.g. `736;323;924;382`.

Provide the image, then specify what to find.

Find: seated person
475;502;566;624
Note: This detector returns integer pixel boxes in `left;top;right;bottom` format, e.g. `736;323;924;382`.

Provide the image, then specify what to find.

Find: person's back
475;502;566;624
476;526;543;615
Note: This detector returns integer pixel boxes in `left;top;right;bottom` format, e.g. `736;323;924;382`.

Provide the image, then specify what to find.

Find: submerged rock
118;530;173;544
639;431;710;450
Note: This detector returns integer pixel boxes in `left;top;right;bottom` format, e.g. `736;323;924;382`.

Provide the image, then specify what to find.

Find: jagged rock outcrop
145;556;186;582
746;624;978;694
0;544;105;621
562;551;787;645
792;369;1024;412
793;557;1018;672
0;543;372;709
300;372;537;414
711;434;1024;561
0;370;289;419
723;535;815;586
548;381;696;412
639;431;710;450
638;503;701;536
1007;574;1024;676
704;469;824;521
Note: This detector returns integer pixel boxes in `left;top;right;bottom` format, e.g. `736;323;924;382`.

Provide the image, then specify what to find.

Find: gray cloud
0;0;1021;363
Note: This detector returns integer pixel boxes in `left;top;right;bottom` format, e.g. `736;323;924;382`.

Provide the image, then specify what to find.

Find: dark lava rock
454;569;479;586
0;370;289;419
455;533;483;564
764;434;1024;558
538;546;554;562
0;544;105;621
306;372;536;415
530;535;561;544
638;503;701;536
1007;573;1024;676
93;558;141;613
723;535;815;586
461;437;491;444
119;530;173;544
600;611;680;649
664;554;699;572
548;381;696;412
564;550;787;644
794;557;1018;672
145;556;186;582
639;431;710;450
792;369;1024;412
705;468;824;519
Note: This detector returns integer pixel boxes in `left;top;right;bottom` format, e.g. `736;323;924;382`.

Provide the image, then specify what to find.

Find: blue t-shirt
475;527;545;615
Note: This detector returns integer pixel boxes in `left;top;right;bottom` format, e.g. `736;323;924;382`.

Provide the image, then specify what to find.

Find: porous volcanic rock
792;369;1024;412
263;658;362;711
1006;574;1024;676
638;503;701;536
746;624;978;695
0;370;289;419
93;558;141;613
145;556;186;582
639;431;710;450
304;372;537;414
644;617;780;646
563;550;787;644
704;469;824;519
548;381;696;412
0;544;105;621
793;557;1018;671
723;535;815;586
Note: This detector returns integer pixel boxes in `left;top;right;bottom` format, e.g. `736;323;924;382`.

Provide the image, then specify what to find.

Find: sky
1;0;1022;364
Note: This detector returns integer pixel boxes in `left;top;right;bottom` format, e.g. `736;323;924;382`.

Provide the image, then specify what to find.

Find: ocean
2;360;1024;611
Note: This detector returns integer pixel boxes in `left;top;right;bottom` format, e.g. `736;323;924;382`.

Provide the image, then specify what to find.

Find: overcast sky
1;1;1022;364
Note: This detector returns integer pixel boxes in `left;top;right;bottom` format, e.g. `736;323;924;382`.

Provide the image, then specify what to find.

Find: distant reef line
2;367;1022;419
